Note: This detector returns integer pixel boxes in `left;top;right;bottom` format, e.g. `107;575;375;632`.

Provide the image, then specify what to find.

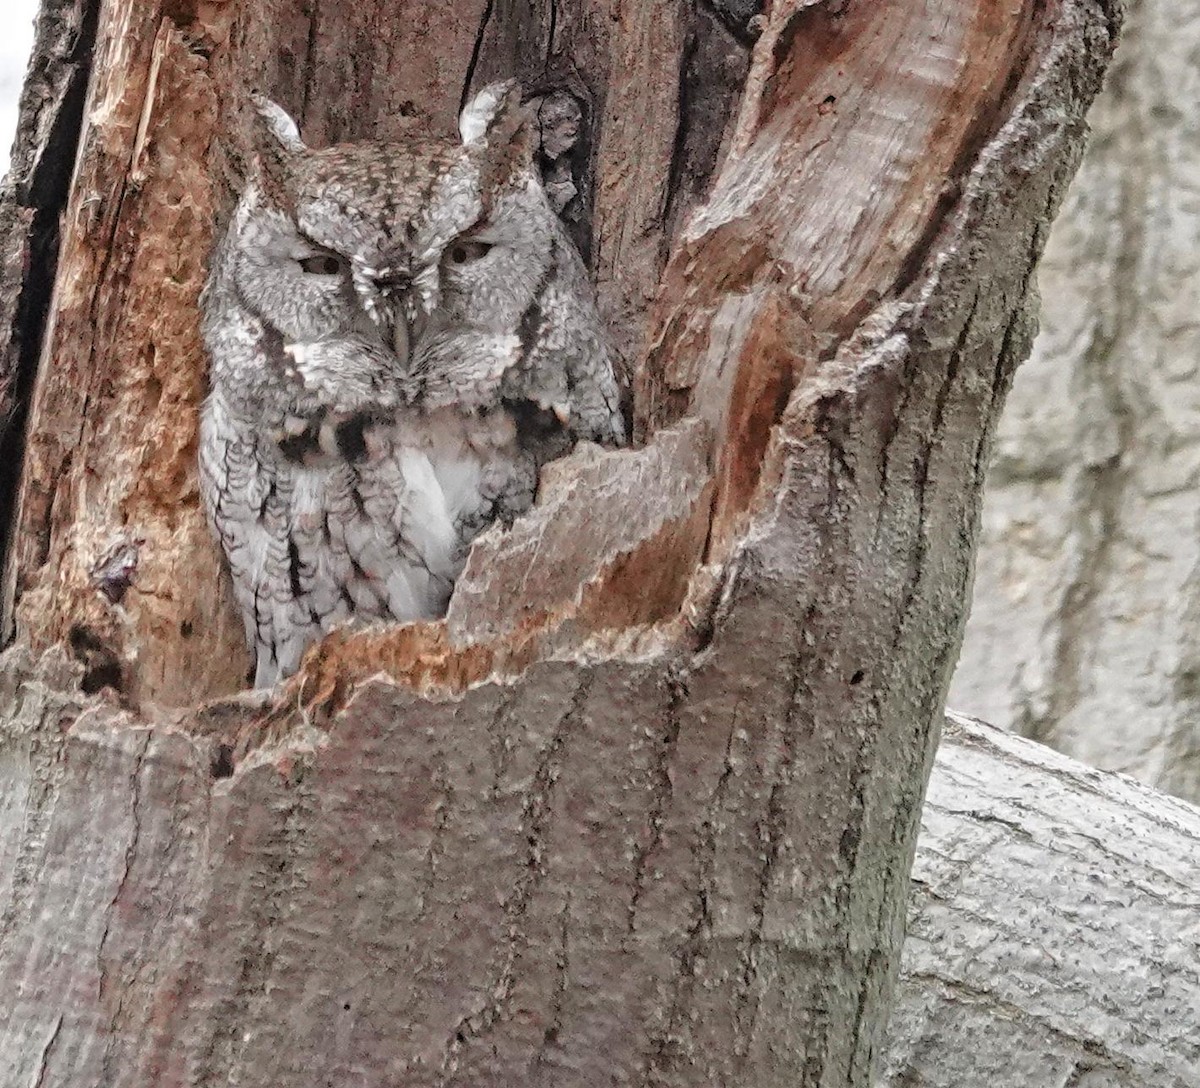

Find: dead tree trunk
0;2;1120;1086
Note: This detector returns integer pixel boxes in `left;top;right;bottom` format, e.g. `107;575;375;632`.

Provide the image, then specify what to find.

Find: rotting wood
0;0;99;639
2;0;759;708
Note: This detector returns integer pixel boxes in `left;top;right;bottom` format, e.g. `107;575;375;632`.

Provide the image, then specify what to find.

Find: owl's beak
362;262;424;371
391;313;411;369
389;302;427;372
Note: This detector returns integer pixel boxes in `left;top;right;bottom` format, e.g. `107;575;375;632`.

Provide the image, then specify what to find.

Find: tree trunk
0;1;1119;1086
6;664;1199;1088
951;0;1200;805
885;712;1200;1088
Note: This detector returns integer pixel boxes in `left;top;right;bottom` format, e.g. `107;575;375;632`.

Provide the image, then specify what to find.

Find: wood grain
2;0;754;707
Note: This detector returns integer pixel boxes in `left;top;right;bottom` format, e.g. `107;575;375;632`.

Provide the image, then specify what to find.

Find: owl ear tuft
461;81;537;195
250;94;307;153
460;81;527;147
246;93;304;212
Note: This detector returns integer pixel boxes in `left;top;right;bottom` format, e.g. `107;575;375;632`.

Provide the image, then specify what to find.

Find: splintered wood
6;12;241;707
2;0;743;707
268;0;1051;708
2;0;1040;708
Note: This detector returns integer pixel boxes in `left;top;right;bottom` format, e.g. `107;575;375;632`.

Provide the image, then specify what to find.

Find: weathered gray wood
953;0;1200;807
5;661;1196;1088
885;711;1200;1088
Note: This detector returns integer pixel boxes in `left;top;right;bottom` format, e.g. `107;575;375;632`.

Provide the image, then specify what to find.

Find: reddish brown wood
4;0;753;707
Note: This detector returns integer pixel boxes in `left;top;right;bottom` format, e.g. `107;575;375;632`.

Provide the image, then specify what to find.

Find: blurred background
947;0;1200;802
0;2;36;174
2;1;1195;802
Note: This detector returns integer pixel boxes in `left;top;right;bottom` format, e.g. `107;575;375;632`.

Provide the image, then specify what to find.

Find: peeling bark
0;1;1120;1085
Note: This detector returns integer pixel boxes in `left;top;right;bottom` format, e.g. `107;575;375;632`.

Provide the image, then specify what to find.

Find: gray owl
199;83;625;688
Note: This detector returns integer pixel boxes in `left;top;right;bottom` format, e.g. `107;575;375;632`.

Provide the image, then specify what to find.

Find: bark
884;712;1200;1088
0;1;1119;1086
0;0;96;633
951;0;1200;804
5;663;1198;1088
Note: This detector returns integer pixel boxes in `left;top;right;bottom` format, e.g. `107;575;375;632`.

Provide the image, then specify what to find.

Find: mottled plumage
199;84;624;687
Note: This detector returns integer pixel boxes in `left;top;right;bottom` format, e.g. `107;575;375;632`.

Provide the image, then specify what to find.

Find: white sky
0;2;40;174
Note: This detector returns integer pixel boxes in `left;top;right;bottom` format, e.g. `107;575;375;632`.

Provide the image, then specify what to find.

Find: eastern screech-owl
199;83;625;688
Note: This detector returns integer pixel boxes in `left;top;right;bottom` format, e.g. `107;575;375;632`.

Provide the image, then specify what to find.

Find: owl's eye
446;239;494;266
298;254;345;276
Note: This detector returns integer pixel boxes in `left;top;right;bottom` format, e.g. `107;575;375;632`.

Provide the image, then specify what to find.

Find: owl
199;83;625;688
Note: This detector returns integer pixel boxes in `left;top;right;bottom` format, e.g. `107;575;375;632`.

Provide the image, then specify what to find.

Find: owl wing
496;233;626;451
546;241;626;447
200;390;298;686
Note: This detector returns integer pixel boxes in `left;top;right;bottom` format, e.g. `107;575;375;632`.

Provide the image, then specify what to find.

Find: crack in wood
731;660;800;1062
0;0;102;638
412;757;454;926
889;289;982;656
438;671;591;1082
31;1012;65;1088
637;691;739;1084
624;670;686;938
460;0;496;116
96;732;151;1000
193;759;315;1088
531;891;572;1072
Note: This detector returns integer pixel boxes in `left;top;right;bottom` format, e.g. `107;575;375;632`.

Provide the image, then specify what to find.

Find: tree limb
886;711;1200;1088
